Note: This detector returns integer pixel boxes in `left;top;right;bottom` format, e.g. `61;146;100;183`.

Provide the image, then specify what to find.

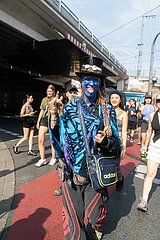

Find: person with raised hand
53;82;79;196
49;57;121;240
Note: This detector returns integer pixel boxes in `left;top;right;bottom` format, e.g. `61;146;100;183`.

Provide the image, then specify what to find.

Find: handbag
78;101;118;190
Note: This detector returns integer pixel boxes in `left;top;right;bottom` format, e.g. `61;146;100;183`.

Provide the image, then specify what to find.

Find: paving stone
0;219;6;232
0;179;5;199
0;142;7;150
0;140;15;239
3;181;14;202
6;160;14;170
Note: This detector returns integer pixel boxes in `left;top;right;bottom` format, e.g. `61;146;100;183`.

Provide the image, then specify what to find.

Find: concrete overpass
0;0;128;114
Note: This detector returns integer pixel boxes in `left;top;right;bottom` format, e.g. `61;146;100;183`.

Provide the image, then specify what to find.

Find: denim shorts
141;120;149;133
128;120;137;130
40;116;48;127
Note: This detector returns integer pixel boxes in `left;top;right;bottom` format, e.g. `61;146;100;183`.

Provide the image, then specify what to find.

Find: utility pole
136;16;144;79
148;32;160;96
136;15;156;79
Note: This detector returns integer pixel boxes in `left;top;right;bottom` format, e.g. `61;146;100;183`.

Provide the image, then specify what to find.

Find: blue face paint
81;76;101;104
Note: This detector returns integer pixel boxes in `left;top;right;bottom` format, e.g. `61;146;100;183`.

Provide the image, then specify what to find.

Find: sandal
28;150;37;156
137;198;148;212
13;145;19;154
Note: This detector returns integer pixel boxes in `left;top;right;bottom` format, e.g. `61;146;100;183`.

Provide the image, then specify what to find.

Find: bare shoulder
21;103;27;110
122;110;127;117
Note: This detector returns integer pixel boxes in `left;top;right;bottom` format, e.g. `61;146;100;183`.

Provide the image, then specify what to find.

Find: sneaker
53;187;62;196
137;198;148;212
116;175;124;192
140;149;147;162
13;145;19;154
127;135;130;141
48;158;57;166
35;159;47;167
95;229;103;240
138;141;141;145
28;150;37;156
91;227;103;240
130;138;133;142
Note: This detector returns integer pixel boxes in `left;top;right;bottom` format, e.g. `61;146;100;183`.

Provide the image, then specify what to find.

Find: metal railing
44;0;127;74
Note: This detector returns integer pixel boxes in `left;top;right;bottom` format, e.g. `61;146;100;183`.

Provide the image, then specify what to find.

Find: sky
62;0;160;79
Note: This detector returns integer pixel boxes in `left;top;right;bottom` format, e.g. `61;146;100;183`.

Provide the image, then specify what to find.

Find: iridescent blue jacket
49;97;121;178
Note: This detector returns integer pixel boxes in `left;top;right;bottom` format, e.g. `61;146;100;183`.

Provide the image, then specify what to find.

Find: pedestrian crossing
0;127;22;137
0;127;40;139
134;164;160;185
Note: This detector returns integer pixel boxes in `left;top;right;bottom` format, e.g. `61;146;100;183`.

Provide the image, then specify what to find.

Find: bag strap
77;101;92;157
77;100;112;154
101;99;112;137
77;101;96;175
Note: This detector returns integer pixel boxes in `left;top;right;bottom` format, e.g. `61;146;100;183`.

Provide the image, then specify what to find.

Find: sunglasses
156;99;160;103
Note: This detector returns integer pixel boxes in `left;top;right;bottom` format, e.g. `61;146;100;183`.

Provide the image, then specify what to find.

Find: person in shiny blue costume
49;57;121;240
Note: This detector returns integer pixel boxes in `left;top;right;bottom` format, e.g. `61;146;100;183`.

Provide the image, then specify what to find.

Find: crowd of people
12;56;160;240
137;93;160;212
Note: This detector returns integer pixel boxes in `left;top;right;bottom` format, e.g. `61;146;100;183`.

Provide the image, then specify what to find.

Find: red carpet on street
7;141;141;240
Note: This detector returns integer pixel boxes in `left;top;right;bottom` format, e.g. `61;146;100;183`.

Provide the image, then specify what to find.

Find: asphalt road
1;116;160;240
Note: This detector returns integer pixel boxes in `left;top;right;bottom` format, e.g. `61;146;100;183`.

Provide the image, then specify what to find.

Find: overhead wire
99;4;160;40
124;58;160;65
113;2;159;75
119;49;160;61
64;0;160;77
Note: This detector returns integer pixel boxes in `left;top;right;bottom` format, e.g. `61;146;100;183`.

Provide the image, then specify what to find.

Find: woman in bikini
13;94;37;156
109;90;128;191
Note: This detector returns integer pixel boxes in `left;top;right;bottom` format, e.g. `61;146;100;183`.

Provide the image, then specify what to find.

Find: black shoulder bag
78;101;118;190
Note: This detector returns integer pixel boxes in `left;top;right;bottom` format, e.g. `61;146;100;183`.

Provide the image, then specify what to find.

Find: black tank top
151;110;160;142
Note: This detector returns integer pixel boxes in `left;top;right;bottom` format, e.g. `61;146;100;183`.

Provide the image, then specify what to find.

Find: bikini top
116;108;124;132
117;118;122;132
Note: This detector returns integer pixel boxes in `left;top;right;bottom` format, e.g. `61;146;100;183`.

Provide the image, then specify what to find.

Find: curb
0;140;15;238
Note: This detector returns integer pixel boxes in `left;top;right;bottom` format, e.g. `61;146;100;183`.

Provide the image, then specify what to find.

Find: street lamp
148;32;160;96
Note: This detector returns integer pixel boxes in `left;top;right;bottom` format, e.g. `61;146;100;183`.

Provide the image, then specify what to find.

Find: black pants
61;180;108;240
